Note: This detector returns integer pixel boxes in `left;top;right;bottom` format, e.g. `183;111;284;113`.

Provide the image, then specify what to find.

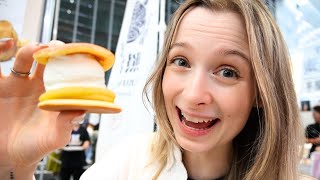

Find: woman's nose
182;71;213;107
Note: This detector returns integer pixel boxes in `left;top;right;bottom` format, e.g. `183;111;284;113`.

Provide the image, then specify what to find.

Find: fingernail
71;115;85;124
0;37;13;42
71;118;83;125
38;44;48;48
34;42;48;48
71;119;80;125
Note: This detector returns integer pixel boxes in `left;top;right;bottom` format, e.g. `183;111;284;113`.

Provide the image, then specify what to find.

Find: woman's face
162;7;256;153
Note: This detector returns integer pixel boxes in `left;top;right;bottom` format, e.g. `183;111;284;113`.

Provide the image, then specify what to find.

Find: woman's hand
0;37;17;61
0;42;84;179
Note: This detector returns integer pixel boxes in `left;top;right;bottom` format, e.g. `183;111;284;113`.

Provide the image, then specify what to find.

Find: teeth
181;111;213;123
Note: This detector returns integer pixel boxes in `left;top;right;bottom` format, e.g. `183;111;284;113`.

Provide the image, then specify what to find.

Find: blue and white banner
96;0;161;160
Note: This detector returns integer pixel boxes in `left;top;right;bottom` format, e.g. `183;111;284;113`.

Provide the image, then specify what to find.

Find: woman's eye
217;68;239;78
172;58;190;67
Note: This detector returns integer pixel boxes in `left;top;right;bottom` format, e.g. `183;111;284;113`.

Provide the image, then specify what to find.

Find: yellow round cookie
33;43;115;71
38;87;121;113
39;87;115;102
38;99;121;113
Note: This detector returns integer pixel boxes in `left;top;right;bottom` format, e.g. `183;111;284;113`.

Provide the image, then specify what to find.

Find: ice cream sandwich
33;41;121;113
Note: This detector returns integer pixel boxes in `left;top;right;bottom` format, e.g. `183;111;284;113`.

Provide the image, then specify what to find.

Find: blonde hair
143;0;304;179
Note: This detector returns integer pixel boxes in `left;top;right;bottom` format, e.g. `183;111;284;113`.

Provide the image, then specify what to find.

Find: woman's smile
176;107;220;137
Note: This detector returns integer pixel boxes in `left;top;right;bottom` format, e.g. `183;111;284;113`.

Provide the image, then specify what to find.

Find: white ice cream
43;54;106;91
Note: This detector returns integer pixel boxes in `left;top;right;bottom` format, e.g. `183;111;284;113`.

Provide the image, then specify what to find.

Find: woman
0;0;308;179
141;0;304;179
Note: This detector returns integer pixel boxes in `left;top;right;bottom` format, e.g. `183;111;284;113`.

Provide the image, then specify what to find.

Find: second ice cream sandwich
33;41;121;113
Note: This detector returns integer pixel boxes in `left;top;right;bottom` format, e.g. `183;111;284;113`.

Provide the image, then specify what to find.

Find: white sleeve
80;139;131;180
80;133;153;180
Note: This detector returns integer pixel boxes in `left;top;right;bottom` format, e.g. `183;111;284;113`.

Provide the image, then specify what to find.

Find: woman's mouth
177;107;220;136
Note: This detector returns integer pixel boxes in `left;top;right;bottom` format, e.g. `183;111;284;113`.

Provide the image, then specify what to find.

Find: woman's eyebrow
169;42;191;50
220;49;250;63
169;42;250;63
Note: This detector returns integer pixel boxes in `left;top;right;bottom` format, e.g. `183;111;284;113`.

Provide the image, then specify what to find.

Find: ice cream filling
44;54;106;91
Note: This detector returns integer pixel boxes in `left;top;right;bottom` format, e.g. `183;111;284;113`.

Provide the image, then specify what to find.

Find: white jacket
80;133;187;180
80;133;315;180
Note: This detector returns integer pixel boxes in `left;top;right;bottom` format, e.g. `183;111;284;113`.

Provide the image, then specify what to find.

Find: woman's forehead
172;6;250;59
176;7;247;40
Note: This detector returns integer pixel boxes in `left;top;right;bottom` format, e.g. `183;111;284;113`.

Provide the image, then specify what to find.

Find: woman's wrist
0;163;38;180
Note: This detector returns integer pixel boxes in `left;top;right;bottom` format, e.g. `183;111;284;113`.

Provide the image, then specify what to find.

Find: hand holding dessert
34;40;121;113
0;40;118;179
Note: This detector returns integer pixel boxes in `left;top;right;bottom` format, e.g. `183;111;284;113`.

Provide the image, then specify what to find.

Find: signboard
96;0;160;159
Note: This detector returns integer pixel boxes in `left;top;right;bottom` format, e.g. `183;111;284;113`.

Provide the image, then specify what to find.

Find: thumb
53;110;85;148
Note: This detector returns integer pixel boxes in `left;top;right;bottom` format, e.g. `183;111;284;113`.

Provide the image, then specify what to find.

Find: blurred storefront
275;0;320;125
275;0;320;177
42;0;182;52
41;0;181;84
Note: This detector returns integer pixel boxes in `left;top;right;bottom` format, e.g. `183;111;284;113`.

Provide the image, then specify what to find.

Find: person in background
306;106;320;157
85;113;100;164
59;115;90;180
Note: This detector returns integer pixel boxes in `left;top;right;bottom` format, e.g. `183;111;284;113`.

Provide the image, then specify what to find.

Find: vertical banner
96;0;160;160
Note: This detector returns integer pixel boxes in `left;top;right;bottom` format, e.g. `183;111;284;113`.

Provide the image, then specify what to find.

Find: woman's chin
176;137;213;153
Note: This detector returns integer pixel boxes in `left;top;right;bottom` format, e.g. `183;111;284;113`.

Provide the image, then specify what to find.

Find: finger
58;110;85;124
0;38;15;76
11;42;47;78
0;37;15;51
53;110;85;148
31;62;45;79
